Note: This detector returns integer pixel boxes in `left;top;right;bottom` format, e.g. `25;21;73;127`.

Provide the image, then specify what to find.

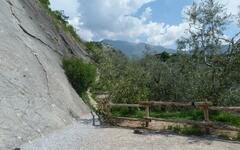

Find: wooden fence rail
108;100;240;132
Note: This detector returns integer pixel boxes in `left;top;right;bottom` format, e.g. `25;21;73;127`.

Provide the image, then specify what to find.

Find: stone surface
0;0;90;149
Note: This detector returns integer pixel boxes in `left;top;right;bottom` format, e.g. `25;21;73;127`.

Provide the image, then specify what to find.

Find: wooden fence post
144;104;150;127
203;100;210;134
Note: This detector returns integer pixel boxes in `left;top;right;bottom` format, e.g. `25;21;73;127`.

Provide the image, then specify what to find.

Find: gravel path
20;115;240;150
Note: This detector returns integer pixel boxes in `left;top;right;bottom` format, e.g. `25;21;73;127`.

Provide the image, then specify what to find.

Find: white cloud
69;0;188;47
49;0;188;46
69;16;94;41
141;7;152;22
144;22;189;46
50;0;239;47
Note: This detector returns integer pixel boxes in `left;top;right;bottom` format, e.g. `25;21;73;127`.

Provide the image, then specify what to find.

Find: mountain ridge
102;39;176;57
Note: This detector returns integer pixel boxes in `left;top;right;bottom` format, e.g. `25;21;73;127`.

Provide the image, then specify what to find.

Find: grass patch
210;111;240;128
111;107;145;118
150;109;203;121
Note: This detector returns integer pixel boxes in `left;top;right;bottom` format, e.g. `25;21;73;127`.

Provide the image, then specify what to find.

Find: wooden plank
112;117;148;121
210;107;240;113
203;103;209;122
110;101;214;108
110;103;141;108
139;101;213;108
203;101;210;133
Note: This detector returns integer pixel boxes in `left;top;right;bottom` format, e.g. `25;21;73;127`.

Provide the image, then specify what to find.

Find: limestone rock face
0;0;90;149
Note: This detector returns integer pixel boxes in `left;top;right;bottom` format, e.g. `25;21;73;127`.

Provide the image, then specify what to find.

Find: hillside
0;0;90;149
102;39;175;57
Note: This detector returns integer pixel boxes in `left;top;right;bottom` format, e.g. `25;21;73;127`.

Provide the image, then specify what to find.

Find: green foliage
63;58;96;96
110;60;150;104
210;111;240;128
156;51;171;62
150;109;203;121
111;107;145;118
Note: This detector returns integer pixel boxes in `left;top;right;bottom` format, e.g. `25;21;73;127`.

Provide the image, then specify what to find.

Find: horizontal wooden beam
110;101;213;108
210;107;240;113
110;103;141;108
139;101;213;108
112;117;148;121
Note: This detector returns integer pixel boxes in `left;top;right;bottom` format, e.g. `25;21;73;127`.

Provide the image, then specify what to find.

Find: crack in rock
60;34;74;55
18;24;60;55
33;53;51;97
17;37;52;98
6;0;63;56
10;4;21;23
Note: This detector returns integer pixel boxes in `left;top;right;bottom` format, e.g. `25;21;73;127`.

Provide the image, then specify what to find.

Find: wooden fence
107;101;240;132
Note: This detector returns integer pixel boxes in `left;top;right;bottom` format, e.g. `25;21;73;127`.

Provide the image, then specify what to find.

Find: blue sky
50;0;239;48
136;0;192;24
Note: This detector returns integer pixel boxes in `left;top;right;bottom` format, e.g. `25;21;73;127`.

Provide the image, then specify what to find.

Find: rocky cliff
0;0;90;149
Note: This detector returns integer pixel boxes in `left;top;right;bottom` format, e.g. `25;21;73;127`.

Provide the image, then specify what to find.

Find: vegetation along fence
106;100;240;132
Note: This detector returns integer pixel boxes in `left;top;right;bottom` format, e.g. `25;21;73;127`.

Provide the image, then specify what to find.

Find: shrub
63;58;96;96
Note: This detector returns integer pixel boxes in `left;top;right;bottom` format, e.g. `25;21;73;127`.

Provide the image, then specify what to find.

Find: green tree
110;61;150;104
177;0;232;103
182;0;230;60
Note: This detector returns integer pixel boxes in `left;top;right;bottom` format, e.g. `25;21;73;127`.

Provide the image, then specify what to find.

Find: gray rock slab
0;0;90;149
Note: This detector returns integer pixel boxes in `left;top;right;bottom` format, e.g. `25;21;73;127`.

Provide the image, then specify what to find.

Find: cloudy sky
49;0;240;48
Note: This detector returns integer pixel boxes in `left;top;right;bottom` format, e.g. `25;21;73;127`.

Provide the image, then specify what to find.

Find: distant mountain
102;40;176;57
